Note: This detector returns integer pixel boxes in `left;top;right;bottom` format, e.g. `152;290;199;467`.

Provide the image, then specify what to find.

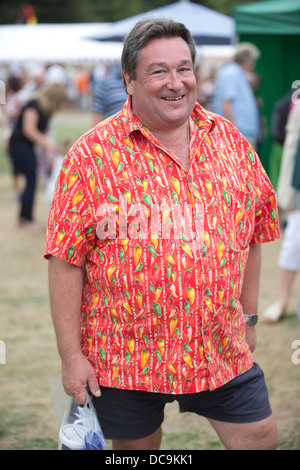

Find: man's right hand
61;353;101;404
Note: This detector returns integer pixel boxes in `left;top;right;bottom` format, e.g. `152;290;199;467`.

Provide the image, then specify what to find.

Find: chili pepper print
141;349;149;369
171;177;180;194
235;209;244;225
112;364;119;380
45;95;280;396
127;338;135;355
170;316;178;334
89;174;95;194
110;149;119;167
204;179;213;196
72;191;83;206
93;143;103;158
186;286;195;305
183;352;193;368
136;291;143;308
217;241;225;262
134;245;142;266
68;172;78;188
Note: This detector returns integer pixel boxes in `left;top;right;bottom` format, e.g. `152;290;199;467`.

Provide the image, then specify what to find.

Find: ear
123;71;134;96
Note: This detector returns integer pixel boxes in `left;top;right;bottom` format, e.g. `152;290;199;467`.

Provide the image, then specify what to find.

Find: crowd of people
0;61;127;231
1;64;66;230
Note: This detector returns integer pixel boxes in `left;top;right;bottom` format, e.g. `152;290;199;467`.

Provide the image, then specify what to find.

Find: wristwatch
244;314;258;326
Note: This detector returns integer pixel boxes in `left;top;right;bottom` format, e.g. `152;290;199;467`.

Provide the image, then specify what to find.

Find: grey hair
121;17;197;86
234;42;260;65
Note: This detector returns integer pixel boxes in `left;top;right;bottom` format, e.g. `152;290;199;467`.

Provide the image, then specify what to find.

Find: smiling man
125;36;196;139
45;18;280;450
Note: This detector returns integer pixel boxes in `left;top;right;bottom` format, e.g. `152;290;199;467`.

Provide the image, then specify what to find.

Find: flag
16;4;37;24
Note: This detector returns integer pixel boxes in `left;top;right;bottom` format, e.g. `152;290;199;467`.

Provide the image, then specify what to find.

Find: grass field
0;111;299;450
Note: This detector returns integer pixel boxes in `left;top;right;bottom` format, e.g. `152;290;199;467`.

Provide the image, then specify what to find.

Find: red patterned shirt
45;98;280;394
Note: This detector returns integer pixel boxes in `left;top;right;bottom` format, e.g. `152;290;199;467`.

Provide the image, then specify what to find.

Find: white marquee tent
0;23;123;64
96;1;235;45
0;2;236;75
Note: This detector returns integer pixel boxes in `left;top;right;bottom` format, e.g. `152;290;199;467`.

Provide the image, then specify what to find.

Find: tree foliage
0;0;253;24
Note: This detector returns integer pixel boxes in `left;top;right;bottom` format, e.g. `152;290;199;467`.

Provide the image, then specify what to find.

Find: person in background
92;63;128;126
9;82;65;231
4;75;30;197
198;67;217;112
45;18;280;450
263;103;300;323
213;43;261;150
44;63;67;86
76;68;90;111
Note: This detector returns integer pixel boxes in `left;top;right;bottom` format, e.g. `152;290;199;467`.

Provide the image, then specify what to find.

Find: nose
166;70;183;90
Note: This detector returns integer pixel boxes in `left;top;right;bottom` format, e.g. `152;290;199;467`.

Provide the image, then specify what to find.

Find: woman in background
9;82;65;231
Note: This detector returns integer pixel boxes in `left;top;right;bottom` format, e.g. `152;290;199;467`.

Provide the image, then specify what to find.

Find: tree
0;0;255;24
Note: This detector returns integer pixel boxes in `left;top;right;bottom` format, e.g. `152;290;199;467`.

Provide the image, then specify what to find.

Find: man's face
124;36;197;133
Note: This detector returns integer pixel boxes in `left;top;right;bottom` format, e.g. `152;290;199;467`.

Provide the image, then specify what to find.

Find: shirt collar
122;97;216;140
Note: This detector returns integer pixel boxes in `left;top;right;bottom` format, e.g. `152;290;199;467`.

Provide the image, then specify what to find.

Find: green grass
0;146;10;174
0;408;58;450
161;429;224;451
54;123;92;144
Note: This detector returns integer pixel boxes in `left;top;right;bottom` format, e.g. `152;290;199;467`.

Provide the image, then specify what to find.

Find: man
92;63;128;126
45;19;280;450
214;43;261;149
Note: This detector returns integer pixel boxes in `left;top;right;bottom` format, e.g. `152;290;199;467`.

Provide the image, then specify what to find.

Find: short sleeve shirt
214;62;260;139
92;71;128;119
45;98;280;394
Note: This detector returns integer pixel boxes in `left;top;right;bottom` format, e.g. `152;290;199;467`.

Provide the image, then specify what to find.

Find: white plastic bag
58;392;107;450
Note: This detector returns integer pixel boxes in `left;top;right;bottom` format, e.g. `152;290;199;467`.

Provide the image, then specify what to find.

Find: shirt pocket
225;188;255;252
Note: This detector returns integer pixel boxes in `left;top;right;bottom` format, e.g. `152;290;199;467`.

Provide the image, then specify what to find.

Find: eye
152;69;166;75
179;67;192;73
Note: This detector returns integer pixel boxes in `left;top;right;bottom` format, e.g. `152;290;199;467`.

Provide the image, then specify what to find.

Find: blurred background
0;0;299;451
0;0;299;181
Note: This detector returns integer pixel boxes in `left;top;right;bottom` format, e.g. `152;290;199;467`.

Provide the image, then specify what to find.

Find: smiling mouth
162;95;184;101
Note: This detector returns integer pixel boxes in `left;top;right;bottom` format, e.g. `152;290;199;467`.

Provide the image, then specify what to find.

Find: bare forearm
240;244;261;315
48;255;101;402
48;255;83;360
27;128;54;150
22;108;56;151
239;244;261;352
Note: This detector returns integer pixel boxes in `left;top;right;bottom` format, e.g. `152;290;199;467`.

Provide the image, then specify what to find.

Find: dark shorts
92;363;272;440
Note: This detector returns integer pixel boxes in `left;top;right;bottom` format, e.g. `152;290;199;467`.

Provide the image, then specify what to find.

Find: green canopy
235;0;300;35
233;0;300;185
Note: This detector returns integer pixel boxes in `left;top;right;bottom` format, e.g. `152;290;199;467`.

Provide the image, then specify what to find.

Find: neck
152;122;191;170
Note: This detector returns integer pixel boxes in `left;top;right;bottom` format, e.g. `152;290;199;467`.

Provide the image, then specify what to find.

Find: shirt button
188;176;192;182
